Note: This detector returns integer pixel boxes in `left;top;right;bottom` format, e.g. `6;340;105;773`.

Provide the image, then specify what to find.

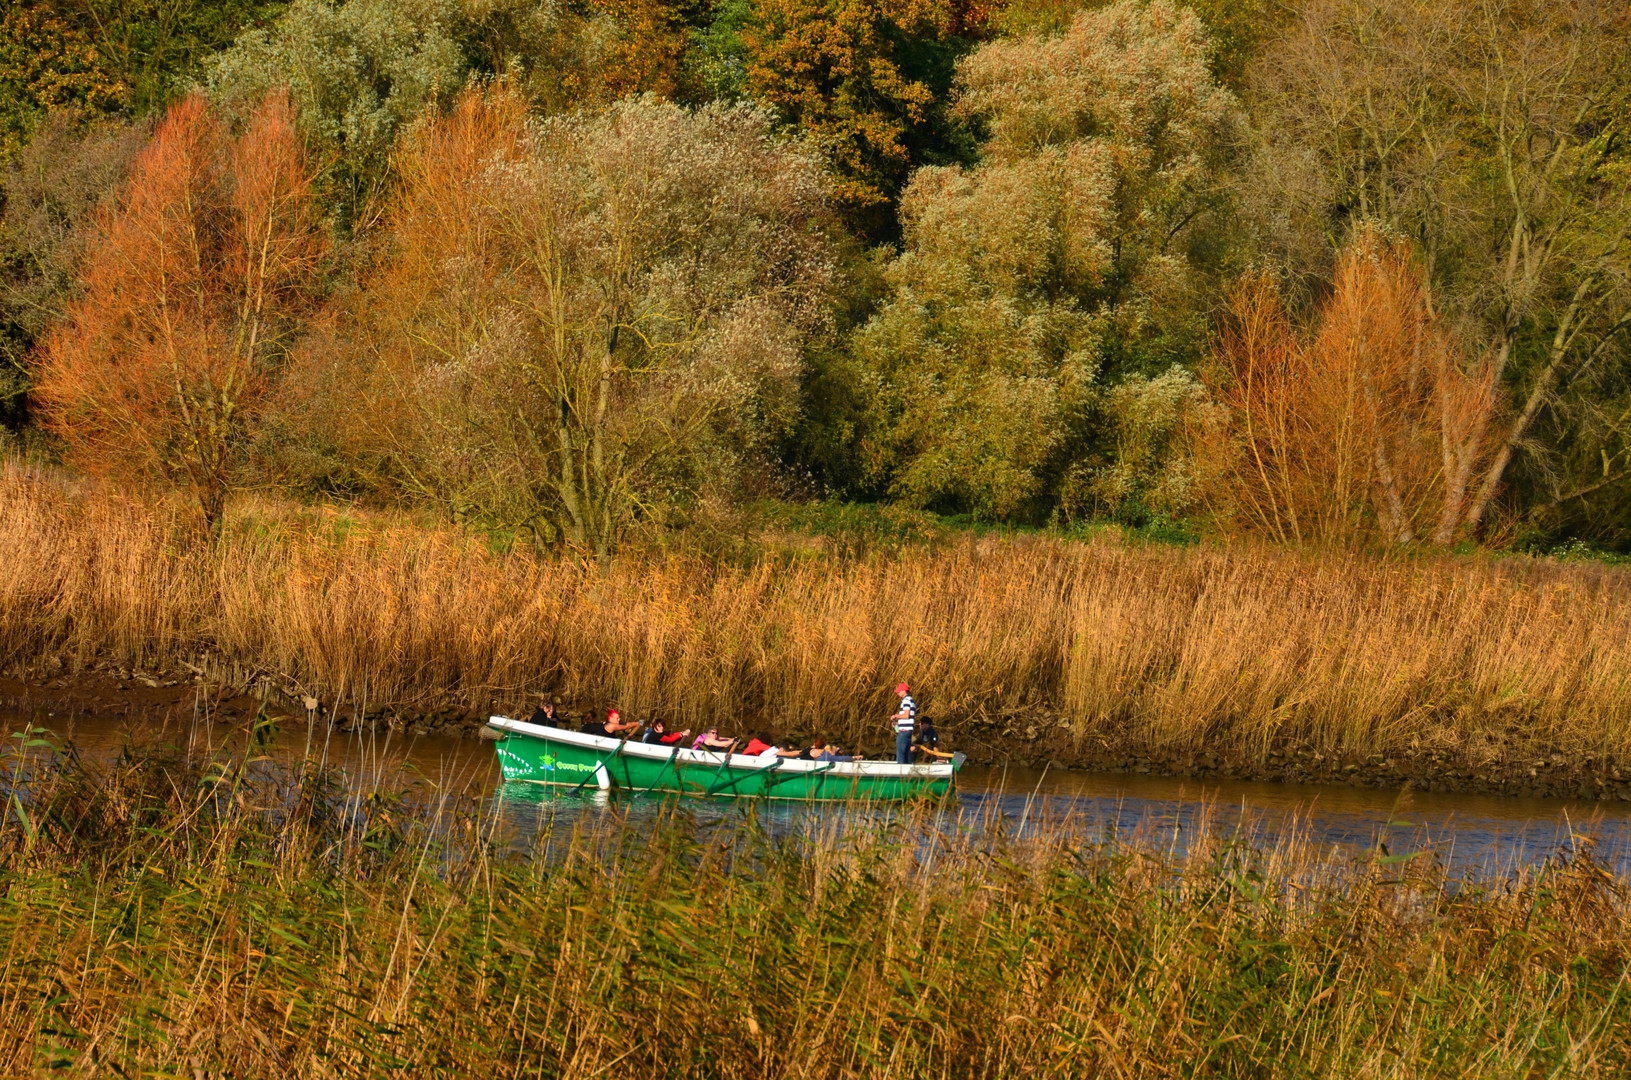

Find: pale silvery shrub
855;0;1242;521
324;91;835;555
207;0;467;216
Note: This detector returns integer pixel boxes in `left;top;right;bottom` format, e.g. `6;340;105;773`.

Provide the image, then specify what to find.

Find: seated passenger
804;738;856;763
913;718;954;761
582;708;640;738
605;709;641;737
692;727;738;752
642;718;691;745
799;740;841;766
528;700;561;727
739;732;801;760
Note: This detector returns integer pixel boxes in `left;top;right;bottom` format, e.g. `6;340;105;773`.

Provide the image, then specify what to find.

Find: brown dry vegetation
5;463;1631;776
1199;232;1502;547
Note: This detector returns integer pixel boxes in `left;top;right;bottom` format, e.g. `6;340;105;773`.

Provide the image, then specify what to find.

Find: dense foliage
4;0;1631;551
292;87;835;552
848;1;1238;520
0;0;283;158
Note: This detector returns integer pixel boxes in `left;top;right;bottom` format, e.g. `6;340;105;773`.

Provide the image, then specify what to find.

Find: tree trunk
1461;283;1600;532
1432;439;1479;545
556;393;586;547
1372;438;1414;543
585;323;618;560
1429;346;1496;545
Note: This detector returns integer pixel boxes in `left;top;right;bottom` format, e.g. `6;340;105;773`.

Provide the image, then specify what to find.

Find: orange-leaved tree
35;90;326;528
1199;230;1497;546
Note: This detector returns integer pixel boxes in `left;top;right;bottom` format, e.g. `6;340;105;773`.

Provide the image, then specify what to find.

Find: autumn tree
463;0;655;116
1251;0;1631;540
993;0;1286;88
311;87;833;556
847;0;1241;520
1200;231;1498;546
1;0;278;161
34;91;327;527
0;1;127;161
207;0;729;229
593;0;711;98
740;0;989;238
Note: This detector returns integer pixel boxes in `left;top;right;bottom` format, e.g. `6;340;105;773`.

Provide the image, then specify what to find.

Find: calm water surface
11;709;1630;876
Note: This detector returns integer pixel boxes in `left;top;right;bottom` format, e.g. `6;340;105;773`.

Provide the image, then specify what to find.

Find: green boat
487;716;962;801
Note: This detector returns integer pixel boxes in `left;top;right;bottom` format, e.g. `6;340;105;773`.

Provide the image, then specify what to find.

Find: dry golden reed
4;461;1631;761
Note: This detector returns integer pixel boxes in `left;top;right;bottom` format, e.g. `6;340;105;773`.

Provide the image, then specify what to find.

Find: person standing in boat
528;700;561;727
891;683;917;764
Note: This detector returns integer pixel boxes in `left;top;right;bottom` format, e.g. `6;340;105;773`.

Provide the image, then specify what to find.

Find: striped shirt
893;694;917;733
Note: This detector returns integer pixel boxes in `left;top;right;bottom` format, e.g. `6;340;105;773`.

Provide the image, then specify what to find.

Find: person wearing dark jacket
913;718;954;761
528;700;561;727
642;718;691;745
581;709;639;737
801;738;856;762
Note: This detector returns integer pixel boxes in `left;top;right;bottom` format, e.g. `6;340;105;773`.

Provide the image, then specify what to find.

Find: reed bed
5;462;1631;764
1;733;1629;1078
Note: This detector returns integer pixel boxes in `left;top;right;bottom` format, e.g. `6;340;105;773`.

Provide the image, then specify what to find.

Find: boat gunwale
487;716;957;780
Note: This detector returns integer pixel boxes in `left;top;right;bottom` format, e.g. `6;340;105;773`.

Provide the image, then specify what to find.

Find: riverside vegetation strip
6;462;1631;797
2;734;1630;1077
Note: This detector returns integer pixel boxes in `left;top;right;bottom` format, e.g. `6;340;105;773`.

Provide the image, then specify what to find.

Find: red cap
895;683;910;695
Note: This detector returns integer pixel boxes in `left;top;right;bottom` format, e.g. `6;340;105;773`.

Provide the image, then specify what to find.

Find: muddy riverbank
6;667;1629;802
959;713;1631;802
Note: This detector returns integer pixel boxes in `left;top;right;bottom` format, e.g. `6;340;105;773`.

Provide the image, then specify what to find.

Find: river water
10;709;1630;877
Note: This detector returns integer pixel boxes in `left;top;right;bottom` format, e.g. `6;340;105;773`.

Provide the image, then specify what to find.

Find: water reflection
13;709;1631;876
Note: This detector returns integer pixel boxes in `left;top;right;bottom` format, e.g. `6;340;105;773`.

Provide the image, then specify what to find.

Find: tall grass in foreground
5;461;1631;763
2;736;1629;1078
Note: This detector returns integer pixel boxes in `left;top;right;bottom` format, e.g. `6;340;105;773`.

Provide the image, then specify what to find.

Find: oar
763;759;837;799
704;755;779;798
631;744;683;799
569;738;626;796
692;741;741;795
